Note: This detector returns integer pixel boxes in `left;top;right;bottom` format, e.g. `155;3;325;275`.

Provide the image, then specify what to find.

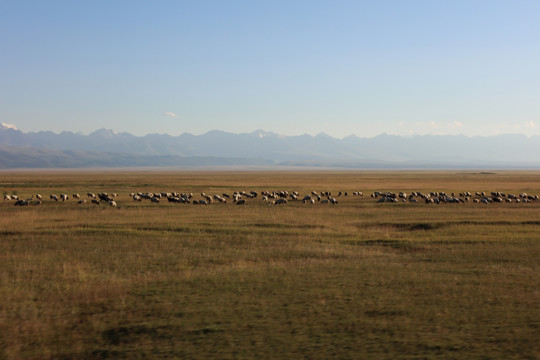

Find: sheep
98;193;114;202
213;194;222;201
167;196;180;203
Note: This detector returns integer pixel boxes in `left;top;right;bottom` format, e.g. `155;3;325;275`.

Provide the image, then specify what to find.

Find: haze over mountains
1;123;539;169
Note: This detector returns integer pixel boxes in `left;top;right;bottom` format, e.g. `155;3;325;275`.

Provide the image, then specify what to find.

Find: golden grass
0;170;539;359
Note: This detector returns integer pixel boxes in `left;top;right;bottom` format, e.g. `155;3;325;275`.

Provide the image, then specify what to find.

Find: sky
1;1;539;138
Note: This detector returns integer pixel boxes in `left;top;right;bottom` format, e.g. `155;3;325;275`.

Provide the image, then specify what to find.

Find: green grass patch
0;170;539;359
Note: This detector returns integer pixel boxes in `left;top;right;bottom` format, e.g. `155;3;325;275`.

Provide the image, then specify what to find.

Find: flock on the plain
3;189;539;207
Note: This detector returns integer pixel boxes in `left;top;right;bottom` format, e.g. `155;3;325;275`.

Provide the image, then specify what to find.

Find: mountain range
1;123;540;169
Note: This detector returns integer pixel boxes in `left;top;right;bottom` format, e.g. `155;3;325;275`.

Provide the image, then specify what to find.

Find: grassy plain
0;170;539;359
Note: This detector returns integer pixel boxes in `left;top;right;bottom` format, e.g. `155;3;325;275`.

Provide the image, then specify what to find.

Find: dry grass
0;170;539;359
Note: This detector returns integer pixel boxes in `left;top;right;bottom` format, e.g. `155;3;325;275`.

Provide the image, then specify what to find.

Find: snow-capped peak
251;129;283;139
1;122;18;130
90;128;119;137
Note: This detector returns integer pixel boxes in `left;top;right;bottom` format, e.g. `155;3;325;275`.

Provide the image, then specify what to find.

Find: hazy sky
1;1;539;138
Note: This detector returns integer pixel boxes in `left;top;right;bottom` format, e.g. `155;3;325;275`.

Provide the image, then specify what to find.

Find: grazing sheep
14;200;29;206
98;193;114;202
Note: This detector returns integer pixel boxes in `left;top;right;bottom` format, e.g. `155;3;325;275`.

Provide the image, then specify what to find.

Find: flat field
0;171;538;359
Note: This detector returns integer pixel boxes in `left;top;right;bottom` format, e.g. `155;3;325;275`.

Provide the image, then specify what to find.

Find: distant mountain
1;123;540;168
0;146;274;169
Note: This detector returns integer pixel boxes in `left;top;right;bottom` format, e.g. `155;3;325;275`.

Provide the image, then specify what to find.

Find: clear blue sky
1;1;539;138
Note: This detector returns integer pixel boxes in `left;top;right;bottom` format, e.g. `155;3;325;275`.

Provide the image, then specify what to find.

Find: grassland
0;170;538;359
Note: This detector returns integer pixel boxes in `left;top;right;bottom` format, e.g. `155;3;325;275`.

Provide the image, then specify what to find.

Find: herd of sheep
3;189;539;207
372;191;539;204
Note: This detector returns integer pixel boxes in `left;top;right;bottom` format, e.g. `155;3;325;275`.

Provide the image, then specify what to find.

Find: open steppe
1;171;539;359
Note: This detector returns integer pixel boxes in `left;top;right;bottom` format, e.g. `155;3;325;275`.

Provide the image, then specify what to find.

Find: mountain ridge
1;124;540;169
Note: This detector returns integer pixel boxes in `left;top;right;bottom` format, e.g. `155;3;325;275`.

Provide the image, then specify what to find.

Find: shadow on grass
341;239;427;253
102;324;180;345
363;220;540;232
